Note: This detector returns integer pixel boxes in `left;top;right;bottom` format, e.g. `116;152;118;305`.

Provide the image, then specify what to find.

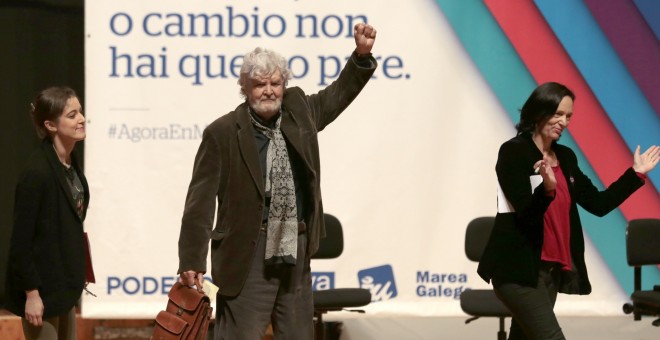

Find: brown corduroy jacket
178;52;376;297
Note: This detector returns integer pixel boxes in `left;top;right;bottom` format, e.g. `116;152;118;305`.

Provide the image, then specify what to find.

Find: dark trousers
214;228;313;340
22;307;76;340
493;262;566;340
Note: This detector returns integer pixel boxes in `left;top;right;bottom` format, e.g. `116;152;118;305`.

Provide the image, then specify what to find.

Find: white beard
251;98;282;118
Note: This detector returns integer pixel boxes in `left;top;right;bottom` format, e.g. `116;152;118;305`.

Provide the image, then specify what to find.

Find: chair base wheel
622;303;634;314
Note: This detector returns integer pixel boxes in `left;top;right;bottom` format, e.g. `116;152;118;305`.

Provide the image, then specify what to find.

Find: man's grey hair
238;47;292;98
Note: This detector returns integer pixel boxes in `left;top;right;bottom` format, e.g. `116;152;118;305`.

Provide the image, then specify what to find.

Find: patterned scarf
249;109;298;266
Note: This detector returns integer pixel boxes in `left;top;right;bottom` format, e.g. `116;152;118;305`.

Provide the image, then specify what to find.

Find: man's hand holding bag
151;278;212;340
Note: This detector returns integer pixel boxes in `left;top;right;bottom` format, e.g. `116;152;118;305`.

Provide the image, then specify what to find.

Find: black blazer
5;139;90;318
178;52;377;297
478;134;644;294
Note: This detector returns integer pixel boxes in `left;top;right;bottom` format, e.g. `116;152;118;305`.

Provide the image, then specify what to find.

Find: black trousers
493;262;566;340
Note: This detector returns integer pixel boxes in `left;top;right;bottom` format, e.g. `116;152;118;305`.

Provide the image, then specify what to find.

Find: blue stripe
435;0;655;294
535;0;660;193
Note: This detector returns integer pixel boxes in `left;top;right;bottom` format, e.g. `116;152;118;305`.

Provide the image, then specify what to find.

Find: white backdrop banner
83;0;627;318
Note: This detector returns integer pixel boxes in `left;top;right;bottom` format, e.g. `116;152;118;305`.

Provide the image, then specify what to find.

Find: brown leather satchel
151;280;213;340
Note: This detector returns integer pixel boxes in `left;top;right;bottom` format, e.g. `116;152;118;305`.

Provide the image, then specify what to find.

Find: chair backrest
626;218;660;266
312;213;344;259
465;216;495;262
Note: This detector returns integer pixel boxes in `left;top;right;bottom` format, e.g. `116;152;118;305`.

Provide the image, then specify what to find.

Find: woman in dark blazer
477;82;659;340
5;86;90;340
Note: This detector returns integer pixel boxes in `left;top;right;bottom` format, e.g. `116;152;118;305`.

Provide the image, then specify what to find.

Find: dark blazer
5;139;90;318
478;134;644;294
178;52;377;297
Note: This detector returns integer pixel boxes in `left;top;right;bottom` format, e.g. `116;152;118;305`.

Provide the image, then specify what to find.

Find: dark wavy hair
516;82;575;136
30;86;78;139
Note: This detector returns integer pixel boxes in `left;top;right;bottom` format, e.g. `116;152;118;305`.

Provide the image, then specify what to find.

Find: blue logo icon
358;265;397;302
311;272;335;291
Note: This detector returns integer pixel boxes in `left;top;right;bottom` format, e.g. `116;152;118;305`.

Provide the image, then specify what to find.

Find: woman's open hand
632;145;660;174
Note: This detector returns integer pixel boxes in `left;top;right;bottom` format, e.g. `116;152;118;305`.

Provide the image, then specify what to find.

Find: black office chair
622;218;660;326
312;213;371;340
460;216;512;340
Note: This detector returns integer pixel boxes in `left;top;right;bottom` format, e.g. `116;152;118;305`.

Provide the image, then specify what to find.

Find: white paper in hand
203;280;219;301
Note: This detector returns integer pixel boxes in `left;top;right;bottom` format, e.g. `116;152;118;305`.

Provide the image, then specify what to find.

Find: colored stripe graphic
485;0;660;221
548;0;660;194
584;0;660;120
634;0;660;41
434;0;657;295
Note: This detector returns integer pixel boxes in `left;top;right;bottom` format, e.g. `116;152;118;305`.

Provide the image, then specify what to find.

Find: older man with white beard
177;23;378;339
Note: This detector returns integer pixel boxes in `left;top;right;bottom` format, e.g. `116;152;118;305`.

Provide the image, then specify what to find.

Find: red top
541;164;572;270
